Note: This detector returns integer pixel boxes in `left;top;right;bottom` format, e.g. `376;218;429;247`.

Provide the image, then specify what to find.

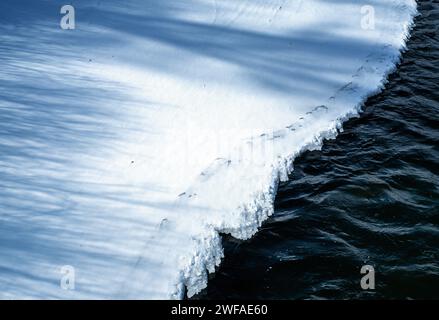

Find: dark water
194;0;439;300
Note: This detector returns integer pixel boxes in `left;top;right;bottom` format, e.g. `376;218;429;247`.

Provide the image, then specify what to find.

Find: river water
195;0;439;300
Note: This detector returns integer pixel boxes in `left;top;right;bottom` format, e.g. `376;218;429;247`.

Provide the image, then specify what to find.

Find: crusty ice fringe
171;1;418;300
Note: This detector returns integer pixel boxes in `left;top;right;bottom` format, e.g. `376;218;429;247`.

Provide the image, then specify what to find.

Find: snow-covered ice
0;0;417;299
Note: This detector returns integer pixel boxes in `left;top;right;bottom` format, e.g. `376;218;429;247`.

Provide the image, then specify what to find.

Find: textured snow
0;0;417;299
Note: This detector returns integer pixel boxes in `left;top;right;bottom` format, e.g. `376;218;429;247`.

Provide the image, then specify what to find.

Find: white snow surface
0;0;417;299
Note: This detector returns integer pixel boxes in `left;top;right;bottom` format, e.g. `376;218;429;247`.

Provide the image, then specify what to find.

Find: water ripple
194;0;439;300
